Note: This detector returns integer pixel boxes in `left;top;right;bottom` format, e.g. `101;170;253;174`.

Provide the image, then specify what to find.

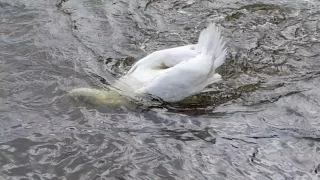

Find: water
1;0;320;179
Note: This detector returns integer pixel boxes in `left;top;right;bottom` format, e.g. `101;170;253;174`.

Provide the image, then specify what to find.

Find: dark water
1;0;320;179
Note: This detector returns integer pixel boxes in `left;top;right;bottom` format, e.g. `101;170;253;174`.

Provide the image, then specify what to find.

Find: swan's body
115;23;227;102
69;23;227;105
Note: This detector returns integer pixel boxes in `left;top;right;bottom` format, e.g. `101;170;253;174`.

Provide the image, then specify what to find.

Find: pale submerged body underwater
69;23;227;105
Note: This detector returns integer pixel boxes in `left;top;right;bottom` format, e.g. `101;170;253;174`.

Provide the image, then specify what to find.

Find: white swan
114;23;227;102
69;23;227;105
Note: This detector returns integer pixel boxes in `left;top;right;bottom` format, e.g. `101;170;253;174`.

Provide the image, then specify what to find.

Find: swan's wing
137;54;213;102
127;45;198;75
114;45;197;93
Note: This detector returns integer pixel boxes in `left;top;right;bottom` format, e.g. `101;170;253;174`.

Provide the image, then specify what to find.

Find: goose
69;23;227;105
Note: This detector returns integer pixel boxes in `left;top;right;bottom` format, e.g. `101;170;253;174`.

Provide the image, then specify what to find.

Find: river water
1;0;320;179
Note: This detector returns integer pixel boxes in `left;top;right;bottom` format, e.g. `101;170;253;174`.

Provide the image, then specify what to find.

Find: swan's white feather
114;23;227;102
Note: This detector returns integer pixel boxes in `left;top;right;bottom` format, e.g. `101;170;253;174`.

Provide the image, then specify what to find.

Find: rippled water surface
1;0;320;179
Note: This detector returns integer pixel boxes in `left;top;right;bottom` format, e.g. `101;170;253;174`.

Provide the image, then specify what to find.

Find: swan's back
115;23;227;102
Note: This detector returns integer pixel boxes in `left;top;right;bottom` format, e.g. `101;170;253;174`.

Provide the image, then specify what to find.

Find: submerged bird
69;23;227;105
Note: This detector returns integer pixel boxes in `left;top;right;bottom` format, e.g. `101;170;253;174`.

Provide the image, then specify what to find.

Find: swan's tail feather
195;23;227;69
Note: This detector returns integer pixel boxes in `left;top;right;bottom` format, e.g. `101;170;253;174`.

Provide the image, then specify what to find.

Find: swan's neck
68;87;133;106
